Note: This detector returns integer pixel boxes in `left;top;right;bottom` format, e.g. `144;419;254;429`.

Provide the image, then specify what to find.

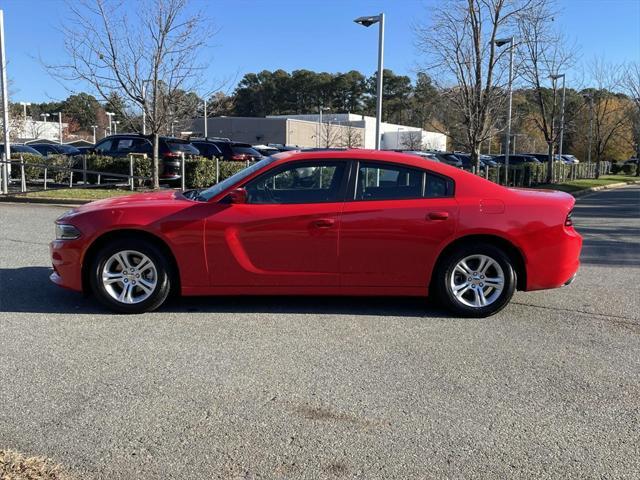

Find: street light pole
105;112;114;135
55;112;62;144
0;9;10;194
91;125;97;144
19;101;30;120
550;73;566;157
203;98;208;138
355;13;385;150
494;37;514;184
142;83;147;135
40;113;50;123
114;121;119;135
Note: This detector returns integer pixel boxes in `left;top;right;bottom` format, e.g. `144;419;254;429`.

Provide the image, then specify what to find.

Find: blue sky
2;0;639;103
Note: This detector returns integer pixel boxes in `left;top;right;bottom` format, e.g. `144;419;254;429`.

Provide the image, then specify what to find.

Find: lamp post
91;125;98;144
105;112;114;135
0;9;10;194
141;82;148;135
354;13;385;150
19;101;30;120
55;112;62;144
317;106;330;148
550;73;566;157
114;120;120;135
40;113;50;123
203;98;208;138
494;37;514;184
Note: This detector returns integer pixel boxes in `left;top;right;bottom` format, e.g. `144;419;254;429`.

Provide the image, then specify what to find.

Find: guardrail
0;153;151;194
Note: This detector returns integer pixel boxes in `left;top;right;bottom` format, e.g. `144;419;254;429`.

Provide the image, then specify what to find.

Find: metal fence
0;151;613;196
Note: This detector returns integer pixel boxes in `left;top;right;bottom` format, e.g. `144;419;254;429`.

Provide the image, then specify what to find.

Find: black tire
433;242;516;318
89;238;171;314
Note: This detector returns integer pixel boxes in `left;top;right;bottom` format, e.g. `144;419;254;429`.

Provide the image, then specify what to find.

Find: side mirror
228;187;248;204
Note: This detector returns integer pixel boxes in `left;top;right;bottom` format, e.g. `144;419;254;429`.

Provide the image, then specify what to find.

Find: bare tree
340;123;363;148
320;122;341;148
416;0;535;170
401;131;424;150
587;60;629;177
47;0;211;188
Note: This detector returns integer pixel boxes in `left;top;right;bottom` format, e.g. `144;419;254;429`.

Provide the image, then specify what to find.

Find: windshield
197;155;278;201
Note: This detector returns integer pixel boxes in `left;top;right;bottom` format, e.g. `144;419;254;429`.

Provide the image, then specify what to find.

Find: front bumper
50;240;84;292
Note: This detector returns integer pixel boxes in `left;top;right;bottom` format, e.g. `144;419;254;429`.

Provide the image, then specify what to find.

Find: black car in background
208;140;262;161
0;143;43;157
91;134;200;180
434;152;464;167
455;153;498;169
189;139;223;160
30;143;82;157
492;154;541;165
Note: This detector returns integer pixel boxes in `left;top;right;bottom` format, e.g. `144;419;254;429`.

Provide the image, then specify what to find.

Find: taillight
231;153;248;161
164;152;180;158
565;210;573;227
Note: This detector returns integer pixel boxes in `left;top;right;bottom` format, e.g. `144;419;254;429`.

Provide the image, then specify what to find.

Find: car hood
73;190;181;213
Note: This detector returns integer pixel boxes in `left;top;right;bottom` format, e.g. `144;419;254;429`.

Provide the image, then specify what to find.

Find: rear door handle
427;211;449;221
312;218;336;228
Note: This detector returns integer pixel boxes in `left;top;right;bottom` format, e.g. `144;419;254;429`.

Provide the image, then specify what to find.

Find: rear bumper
50;240;83;292
524;227;583;291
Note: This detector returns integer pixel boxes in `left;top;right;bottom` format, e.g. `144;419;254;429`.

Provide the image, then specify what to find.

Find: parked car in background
492;154;541;165
203;139;262;161
454;153;496;170
30;143;82;157
434;152;463;167
50;149;582;317
624;157;639;165
561;155;580;164
91;134;200;180
252;144;281;157
0;143;43;157
190;139;223;160
393;150;440;162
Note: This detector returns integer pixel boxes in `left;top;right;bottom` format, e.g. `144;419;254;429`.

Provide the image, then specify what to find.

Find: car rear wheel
434;243;516;317
89;239;171;314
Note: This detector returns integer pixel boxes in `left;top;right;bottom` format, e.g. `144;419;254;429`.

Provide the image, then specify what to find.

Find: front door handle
312;218;336;228
427;211;449;221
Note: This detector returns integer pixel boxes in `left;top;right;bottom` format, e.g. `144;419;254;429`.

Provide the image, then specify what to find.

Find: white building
268;113;447;151
14;118;67;142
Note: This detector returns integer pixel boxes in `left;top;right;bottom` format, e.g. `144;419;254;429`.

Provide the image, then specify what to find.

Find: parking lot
1;185;639;479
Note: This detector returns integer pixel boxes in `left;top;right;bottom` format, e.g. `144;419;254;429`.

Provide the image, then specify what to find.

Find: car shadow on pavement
0;267;447;318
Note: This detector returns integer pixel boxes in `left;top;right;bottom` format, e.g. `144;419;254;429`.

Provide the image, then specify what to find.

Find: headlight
55;224;81;240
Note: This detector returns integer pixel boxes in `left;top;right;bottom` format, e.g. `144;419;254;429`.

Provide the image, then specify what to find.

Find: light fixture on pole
40;113;50;123
582;93;594;164
55;112;62;144
203;98;208;138
91;125;98;144
493;37;514;184
105;112;114;135
114;120;120;135
354;13;385;150
317;106;330;148
0;9;10;194
19;101;30;120
550;73;566;158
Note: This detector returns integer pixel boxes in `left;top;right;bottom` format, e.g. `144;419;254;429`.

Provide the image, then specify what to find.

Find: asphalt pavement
1;185;639;479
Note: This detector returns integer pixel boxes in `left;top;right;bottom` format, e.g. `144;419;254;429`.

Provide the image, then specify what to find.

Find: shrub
621;163;637;176
611;162;624;174
85;154;152;187
218;160;247;182
185;157;217;188
11;153;46;181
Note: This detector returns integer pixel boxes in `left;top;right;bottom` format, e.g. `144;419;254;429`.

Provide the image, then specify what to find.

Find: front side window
245;161;347;204
356;162;423;201
95;140;113;154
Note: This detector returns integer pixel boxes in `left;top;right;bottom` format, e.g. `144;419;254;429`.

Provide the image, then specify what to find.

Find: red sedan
50;150;582;317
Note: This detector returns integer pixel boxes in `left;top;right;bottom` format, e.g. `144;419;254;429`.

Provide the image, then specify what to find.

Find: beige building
191;116;365;149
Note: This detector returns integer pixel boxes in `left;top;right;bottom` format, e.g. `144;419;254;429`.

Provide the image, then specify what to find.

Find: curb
571;180;640;198
0;196;87;207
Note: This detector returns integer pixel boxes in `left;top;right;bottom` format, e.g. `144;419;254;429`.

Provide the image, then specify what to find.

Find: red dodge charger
50;150;582;317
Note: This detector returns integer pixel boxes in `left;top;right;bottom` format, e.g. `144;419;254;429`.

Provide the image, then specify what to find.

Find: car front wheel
89;239;171;314
434;243;516;317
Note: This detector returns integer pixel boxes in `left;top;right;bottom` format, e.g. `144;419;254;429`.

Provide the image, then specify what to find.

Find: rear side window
166;141;199;154
95;140;113;154
231;145;261;156
356;162;423;201
426;174;452;198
